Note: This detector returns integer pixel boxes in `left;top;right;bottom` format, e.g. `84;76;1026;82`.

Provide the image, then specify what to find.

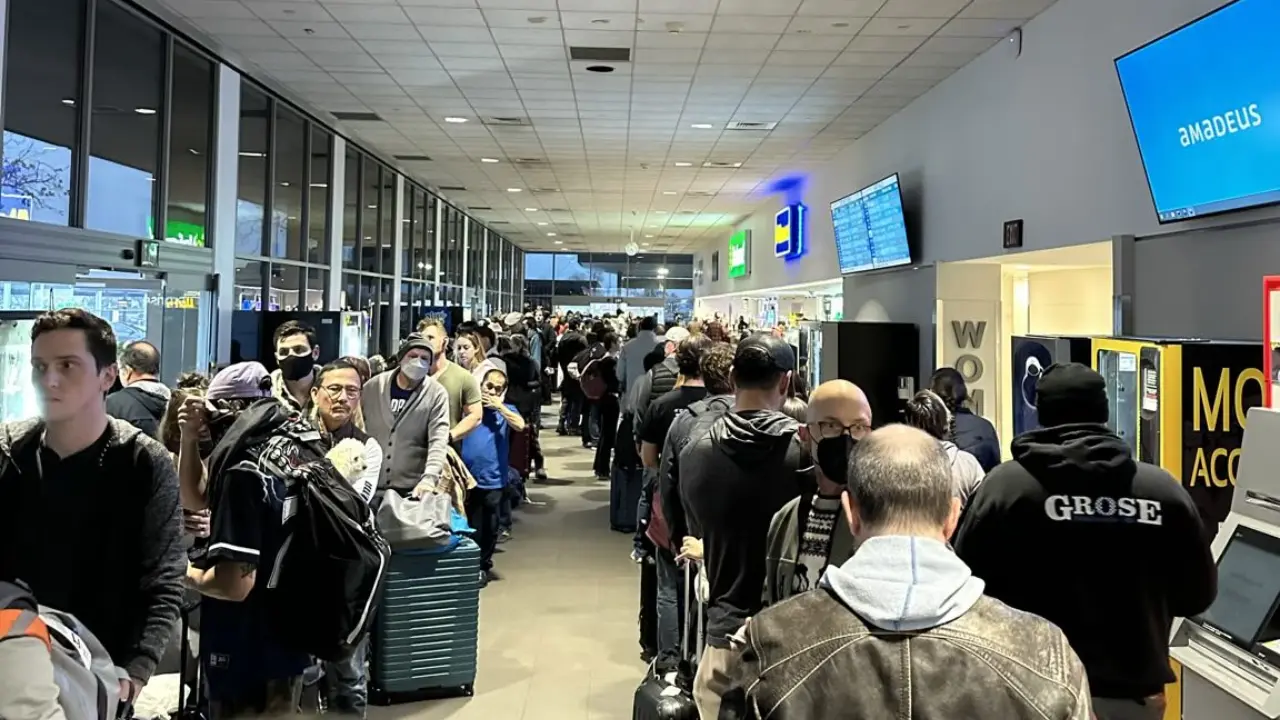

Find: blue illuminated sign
774;203;806;260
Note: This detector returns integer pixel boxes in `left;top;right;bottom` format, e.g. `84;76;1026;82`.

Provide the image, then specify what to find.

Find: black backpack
205;400;391;662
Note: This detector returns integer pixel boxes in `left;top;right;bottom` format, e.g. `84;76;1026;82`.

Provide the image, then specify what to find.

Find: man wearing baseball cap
679;332;810;719
361;333;451;499
955;362;1216;720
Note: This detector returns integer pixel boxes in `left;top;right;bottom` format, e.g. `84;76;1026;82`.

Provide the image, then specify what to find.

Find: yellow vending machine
1092;338;1264;720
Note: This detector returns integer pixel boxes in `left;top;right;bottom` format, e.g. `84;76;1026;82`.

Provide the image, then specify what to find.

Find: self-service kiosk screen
1197;526;1280;648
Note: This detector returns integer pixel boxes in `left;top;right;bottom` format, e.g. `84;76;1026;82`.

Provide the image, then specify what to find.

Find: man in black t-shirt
638;334;712;672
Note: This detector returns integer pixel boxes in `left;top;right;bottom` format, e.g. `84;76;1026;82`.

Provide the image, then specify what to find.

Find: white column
211;64;241;365
327;136;346;310
460;216;470;318
432;200;443;305
390;174;405;341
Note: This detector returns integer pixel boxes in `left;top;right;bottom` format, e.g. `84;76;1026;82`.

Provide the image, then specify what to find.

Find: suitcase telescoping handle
681;560;703;665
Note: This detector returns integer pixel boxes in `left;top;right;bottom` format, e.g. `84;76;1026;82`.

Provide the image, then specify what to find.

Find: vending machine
1010;335;1093;436
819;321;919;426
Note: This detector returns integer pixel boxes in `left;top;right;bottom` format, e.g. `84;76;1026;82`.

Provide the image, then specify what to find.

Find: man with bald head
107;339;169;437
720;424;1093;720
763;379;871;604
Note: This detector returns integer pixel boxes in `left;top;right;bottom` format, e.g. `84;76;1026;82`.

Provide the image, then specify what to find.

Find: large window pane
308;128;331;264
422;194;437;282
304;267;326;311
85;1;162;237
166;42;212;247
269;264;301;311
236;86;270;255
405;188;423;279
341;147;358;269
380;176;395;275
270;106;305;259
360;158;380;273
235;259;265;310
341;272;359;311
2;0;83;227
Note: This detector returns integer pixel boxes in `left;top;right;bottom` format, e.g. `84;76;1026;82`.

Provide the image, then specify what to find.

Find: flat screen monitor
830;174;911;275
1193;525;1280;662
1114;0;1280;223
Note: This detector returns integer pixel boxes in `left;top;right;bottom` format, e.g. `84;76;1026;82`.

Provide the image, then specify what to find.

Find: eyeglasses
808;420;871;440
322;384;362;399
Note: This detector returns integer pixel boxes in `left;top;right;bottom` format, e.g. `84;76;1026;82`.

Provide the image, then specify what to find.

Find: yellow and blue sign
774;203;806;260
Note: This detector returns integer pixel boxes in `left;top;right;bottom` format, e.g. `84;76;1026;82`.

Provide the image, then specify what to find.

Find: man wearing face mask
679;333;810;720
362;334;451;499
763;380;871;605
270;320;321;414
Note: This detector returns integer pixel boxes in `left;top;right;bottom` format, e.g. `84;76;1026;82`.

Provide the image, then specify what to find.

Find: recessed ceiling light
367;204;376;209
279;181;291;187
537;221;548;226
239;151;266;158
310;182;328;188
546;232;557;236
644;234;654;238
674;161;693;167
507;188;522;193
586;65;615;73
134;107;157;115
662;191;677;195
690;123;714;129
655;211;667;215
188;148;201;155
480;157;499;163
61;98;75;106
642;242;650;246
554;240;563;244
444;116;468;123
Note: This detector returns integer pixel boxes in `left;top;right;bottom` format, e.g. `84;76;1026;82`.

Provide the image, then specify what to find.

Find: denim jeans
654;548;685;671
610;464;643;531
559;383;582;432
585;400;601;445
498;484;517;531
323;636;368;717
465;487;503;572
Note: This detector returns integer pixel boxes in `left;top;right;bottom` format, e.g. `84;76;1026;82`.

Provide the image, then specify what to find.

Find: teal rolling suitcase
369;539;481;704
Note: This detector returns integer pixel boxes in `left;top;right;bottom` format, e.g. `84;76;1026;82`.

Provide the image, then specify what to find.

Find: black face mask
814;434;856;485
278;353;316;382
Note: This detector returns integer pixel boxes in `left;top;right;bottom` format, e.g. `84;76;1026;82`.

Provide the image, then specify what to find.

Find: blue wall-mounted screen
1115;0;1280;223
830;174;911;275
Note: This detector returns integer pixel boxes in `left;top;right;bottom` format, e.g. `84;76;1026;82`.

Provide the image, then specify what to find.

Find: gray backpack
0;580;128;720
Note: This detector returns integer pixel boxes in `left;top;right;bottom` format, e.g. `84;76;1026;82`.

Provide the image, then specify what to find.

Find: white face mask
400;358;430;382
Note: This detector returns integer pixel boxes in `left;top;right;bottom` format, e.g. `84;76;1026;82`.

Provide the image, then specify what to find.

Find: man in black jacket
955;362;1217;720
107;340;170;438
0;309;184;706
556;319;588;435
680;333;809;720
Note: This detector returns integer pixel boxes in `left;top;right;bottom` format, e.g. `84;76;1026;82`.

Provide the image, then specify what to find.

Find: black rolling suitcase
632;562;701;720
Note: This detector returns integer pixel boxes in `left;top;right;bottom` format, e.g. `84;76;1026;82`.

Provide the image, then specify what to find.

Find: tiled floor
370;408;644;720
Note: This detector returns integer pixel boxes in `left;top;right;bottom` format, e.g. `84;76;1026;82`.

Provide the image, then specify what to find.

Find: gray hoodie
820;535;985;632
942;440;986;509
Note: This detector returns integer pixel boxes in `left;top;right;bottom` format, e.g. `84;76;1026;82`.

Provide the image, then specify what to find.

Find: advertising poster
1182;343;1264;528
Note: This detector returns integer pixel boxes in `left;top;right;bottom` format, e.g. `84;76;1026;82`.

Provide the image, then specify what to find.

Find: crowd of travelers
0;302;1220;720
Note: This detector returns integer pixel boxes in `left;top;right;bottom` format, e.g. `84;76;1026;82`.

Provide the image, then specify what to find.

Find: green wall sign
728;229;750;278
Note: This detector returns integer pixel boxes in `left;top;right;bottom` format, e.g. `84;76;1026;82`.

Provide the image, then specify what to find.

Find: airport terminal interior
6;0;1280;717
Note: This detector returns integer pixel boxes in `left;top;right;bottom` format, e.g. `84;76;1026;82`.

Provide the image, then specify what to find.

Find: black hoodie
954;423;1216;700
681;409;810;648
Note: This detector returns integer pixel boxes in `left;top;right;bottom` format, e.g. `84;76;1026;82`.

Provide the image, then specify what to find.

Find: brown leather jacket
720;590;1093;720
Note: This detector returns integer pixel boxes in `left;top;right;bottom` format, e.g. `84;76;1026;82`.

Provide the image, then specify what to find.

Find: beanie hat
397;333;434;364
1035;362;1109;427
207;361;273;400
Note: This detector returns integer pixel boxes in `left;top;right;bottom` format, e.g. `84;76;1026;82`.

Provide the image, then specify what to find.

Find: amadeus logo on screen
1179;103;1263;147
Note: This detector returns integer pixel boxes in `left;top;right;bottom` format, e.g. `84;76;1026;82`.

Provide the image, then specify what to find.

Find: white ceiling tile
562;29;635;46
959;0;1053;19
246;50;320;69
482;9;560;27
883;64;955;81
430;42;502;58
797;0;886;15
220;34;294;51
832;49;908;65
640;0;718;12
403;6;487;24
785;15;870;34
331;71;398;85
474;0;556;8
490;28;563;45
774;33;853;50
695;63;763;77
323;3;410;22
559;0;636;10
876;0;968;18
270;20;347;37
900;49;978;67
860;16;947;34
194;18;279;35
168;0;257;19
633;48;703;64
636;32;708;49
820;64;890;80
559;12;636;31
306;51;382;68
499;44;567;61
917;36;997;53
243;1;333;22
936;17;1023;37
845;34;925;51
711;15;791;34
636;13;714;33
342;23;425;40
400;0;481;5
415;25;494;42
766;49;840;65
291;38;366;54
719;0;802;13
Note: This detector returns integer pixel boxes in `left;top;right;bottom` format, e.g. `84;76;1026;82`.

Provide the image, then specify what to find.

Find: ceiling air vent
489;220;511;225
483;116;532;127
569;46;632;63
394;154;433;162
330;111;384;122
437;185;467;192
725;121;777;131
513;157;549;167
545;207;570;212
529;187;561;194
685;190;716;198
678;210;698;215
702;161;743;169
469;206;493;210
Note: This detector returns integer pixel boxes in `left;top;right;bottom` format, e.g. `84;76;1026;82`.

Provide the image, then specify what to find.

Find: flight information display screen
830;174;911;275
1197;526;1280;647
